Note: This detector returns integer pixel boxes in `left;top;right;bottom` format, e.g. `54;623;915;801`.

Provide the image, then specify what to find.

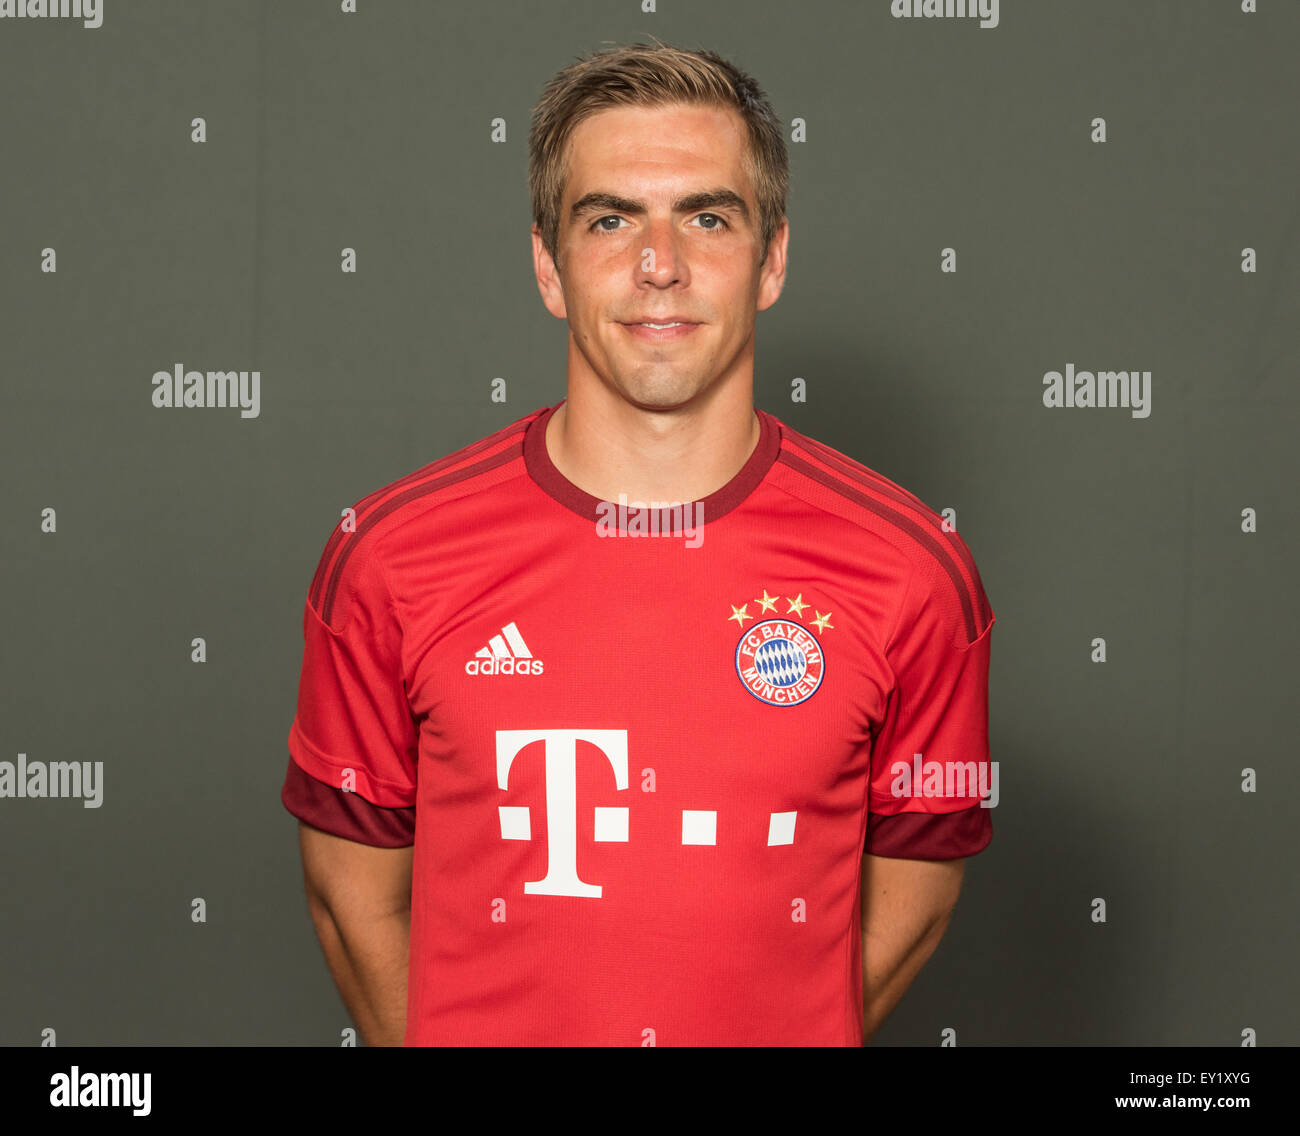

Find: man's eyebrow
569;188;750;224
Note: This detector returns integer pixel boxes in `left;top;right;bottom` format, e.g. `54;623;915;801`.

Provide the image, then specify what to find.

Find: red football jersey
283;400;996;1046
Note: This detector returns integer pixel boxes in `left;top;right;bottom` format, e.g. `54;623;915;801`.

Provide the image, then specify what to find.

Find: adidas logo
464;621;545;676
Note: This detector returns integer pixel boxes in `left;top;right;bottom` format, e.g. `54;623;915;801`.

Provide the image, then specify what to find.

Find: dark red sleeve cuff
865;805;991;860
281;758;416;848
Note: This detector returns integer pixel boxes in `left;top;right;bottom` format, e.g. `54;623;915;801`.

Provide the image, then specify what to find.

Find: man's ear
532;223;567;320
756;216;789;313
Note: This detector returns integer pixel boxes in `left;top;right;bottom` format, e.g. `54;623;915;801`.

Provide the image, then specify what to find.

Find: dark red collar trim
523;400;781;528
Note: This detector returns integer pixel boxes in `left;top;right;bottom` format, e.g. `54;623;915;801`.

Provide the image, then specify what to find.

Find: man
282;40;995;1047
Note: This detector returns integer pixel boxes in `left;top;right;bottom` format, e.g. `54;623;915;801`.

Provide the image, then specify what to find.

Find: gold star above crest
812;610;834;633
785;593;809;617
755;589;780;613
728;603;753;627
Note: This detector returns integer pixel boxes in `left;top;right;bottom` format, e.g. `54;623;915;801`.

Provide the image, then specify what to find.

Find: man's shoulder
766;411;954;545
764;411;993;645
353;405;546;531
305;406;548;628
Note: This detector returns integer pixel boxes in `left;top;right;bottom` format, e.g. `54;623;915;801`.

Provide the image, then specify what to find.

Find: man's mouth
620;319;701;340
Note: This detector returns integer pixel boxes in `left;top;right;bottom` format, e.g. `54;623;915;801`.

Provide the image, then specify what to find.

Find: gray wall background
1;0;1295;1045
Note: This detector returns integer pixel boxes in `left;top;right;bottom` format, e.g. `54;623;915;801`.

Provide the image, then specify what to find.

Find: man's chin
607;380;709;414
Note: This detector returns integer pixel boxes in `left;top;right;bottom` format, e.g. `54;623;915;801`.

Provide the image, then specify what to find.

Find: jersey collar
523;400;781;528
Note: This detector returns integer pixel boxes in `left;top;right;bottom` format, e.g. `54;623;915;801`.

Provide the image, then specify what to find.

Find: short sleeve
281;759;415;847
285;529;419;812
865;554;996;860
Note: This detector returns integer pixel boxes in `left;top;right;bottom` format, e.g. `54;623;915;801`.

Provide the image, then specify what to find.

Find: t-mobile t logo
496;728;628;898
496;728;800;899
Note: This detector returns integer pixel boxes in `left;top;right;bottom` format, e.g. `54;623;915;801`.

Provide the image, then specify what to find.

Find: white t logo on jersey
496;729;628;897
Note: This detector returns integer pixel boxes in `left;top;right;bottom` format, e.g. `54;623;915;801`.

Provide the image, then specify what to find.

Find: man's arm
859;852;965;1044
298;821;413;1046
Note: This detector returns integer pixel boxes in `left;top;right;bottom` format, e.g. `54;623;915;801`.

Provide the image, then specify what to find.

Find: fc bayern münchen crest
734;618;825;706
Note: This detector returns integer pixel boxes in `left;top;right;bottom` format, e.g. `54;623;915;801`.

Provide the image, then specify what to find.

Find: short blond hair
528;37;789;269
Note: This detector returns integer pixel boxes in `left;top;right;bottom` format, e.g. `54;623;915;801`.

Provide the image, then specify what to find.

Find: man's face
532;102;788;412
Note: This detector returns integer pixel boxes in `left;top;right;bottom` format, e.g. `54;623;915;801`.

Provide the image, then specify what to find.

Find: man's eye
588;213;730;234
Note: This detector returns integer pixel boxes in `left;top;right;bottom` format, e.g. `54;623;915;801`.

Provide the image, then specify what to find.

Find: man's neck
545;387;760;506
